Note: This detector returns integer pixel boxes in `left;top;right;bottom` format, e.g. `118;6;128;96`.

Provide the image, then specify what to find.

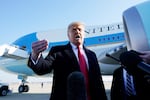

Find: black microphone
106;53;120;62
67;71;87;100
119;51;150;74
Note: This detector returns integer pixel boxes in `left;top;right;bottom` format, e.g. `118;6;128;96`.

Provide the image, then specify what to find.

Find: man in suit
111;67;138;100
111;51;150;100
111;67;124;100
27;22;107;100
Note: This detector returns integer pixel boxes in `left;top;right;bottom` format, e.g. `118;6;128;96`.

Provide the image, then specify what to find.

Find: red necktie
77;46;91;100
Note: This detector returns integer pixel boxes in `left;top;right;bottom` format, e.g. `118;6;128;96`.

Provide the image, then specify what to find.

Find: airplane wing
98;43;127;64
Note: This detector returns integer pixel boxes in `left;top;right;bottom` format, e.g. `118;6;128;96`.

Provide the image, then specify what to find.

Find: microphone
106;53;120;62
119;51;150;74
67;71;87;100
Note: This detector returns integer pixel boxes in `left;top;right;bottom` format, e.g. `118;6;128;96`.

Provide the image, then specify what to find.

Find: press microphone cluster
119;50;150;74
67;71;87;100
106;53;120;62
106;51;150;74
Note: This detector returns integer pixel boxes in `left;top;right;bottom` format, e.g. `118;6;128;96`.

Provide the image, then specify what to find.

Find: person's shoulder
53;45;66;49
51;43;69;51
113;67;123;74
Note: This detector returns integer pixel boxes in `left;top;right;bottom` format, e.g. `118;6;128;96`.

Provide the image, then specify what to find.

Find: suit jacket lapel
83;46;92;68
64;43;80;69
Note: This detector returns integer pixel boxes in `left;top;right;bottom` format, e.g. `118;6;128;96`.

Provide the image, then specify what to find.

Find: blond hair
67;22;85;32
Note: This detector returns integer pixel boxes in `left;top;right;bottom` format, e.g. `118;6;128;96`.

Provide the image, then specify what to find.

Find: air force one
0;22;127;92
0;0;149;94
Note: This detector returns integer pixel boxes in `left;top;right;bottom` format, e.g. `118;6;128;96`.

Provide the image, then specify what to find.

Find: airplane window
117;36;120;39
112;37;115;40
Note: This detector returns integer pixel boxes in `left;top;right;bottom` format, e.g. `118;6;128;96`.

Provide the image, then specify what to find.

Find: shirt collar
70;42;83;49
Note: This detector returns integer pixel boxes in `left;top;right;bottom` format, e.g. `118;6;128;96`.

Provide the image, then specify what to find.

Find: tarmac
0;76;112;100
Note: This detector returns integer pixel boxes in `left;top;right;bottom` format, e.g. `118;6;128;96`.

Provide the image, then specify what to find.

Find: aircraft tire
18;85;24;93
24;85;29;92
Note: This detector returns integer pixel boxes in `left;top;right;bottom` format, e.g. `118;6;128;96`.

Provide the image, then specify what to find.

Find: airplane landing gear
18;83;29;93
18;75;29;93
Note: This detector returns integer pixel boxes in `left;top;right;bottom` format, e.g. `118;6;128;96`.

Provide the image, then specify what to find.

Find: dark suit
132;67;150;100
28;43;107;100
111;67;126;100
111;67;150;100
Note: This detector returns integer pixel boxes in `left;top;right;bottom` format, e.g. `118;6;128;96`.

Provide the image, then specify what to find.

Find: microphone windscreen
120;50;143;67
67;71;87;100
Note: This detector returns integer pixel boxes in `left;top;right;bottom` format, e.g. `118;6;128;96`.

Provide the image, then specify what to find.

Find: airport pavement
0;82;51;100
0;91;110;100
0;93;50;100
0;76;112;100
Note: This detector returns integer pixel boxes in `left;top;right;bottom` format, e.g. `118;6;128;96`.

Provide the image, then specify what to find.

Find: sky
0;0;148;45
0;0;148;82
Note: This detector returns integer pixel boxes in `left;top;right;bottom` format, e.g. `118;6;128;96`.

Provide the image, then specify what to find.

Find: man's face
67;24;85;46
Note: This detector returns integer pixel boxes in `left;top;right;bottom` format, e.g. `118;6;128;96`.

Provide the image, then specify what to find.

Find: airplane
0;22;127;93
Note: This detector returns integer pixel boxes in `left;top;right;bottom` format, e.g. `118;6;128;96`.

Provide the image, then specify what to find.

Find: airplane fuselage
0;22;126;76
